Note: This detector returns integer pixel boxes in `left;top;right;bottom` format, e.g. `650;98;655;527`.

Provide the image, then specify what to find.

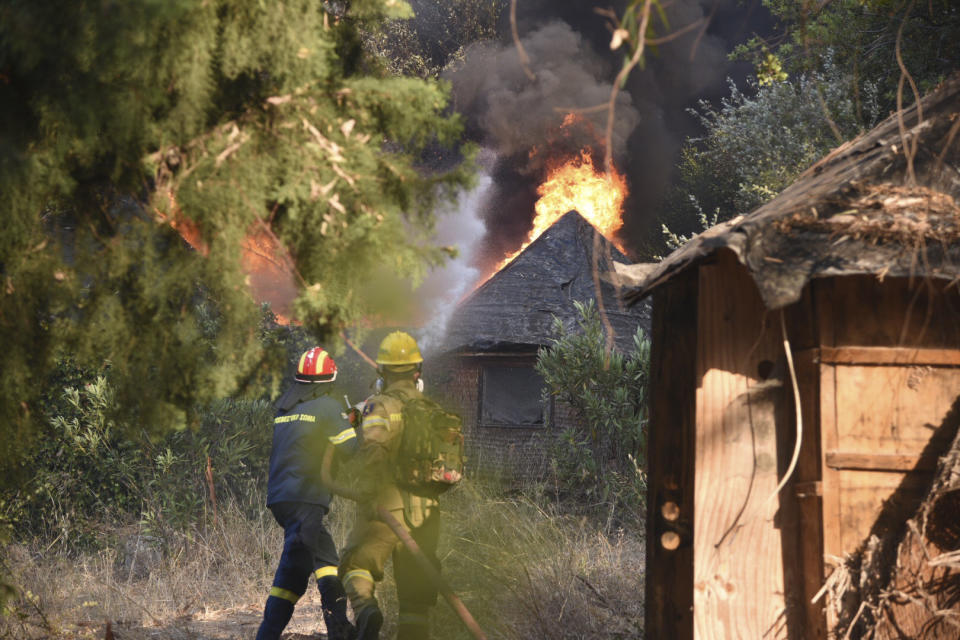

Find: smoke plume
442;0;766;266
448;21;640;173
415;166;493;355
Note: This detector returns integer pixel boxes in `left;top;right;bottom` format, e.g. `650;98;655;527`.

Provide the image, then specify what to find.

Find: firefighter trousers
339;507;441;639
256;502;351;640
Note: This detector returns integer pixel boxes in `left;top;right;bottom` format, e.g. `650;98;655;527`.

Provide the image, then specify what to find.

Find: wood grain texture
815;279;844;634
824;451;939;472
819;346;960;366
791;346;827;639
693;250;787;639
831;365;960;554
645;268;698;640
827;276;960;349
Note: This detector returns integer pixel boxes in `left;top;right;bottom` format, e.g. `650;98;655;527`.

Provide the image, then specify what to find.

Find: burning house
432;208;651;482
616;74;960;639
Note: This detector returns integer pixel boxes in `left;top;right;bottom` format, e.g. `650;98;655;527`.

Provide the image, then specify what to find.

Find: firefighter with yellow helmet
338;331;447;640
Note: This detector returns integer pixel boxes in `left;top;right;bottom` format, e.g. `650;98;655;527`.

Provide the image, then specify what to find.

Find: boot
318;576;355;640
354;604;383;640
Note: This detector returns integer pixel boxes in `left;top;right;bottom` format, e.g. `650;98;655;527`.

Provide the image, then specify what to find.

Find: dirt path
50;591;335;640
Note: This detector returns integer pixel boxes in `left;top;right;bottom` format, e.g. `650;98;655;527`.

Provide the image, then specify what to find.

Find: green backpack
389;394;464;496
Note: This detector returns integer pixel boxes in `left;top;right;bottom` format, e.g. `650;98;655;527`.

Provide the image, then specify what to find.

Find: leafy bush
1;376;274;554
139;397;274;540
535;301;650;528
0;377;142;554
661;58;879;247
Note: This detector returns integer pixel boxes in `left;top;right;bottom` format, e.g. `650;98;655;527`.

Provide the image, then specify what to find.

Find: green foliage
140;396;274;538
661;197;718;252
363;0;505;78
1;377;142;553
740;0;960;112
0;373;274;554
0;0;474;473
660;0;959;255
661;60;879;245
535;301;650;526
757;50;788;86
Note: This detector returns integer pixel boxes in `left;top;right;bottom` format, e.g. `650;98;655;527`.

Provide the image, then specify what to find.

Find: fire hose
320;447;488;640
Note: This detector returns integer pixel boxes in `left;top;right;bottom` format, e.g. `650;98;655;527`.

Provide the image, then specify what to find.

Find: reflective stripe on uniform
362;417;389;430
269;586;301;604
343;569;374;585
315;565;338;580
329;428;356;445
389;413;403;425
398;612;428;625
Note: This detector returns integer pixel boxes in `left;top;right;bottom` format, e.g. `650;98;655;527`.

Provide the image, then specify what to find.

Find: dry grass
0;482;645;639
0;489;361;639
434;481;645;640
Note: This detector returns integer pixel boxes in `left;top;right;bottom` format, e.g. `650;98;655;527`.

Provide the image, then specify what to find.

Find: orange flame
492;149;627;274
160;190;299;324
240;228;298;324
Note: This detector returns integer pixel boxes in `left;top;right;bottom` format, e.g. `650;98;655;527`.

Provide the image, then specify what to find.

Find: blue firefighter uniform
256;383;359;640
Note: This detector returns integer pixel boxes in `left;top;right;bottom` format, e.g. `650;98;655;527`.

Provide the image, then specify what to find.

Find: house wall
691;251;790;640
645;267;698;640
645;250;804;640
430;352;581;484
645;257;960;640
790;275;960;635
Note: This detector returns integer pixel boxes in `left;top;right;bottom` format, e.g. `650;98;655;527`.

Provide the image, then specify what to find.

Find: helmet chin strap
373;368;424;393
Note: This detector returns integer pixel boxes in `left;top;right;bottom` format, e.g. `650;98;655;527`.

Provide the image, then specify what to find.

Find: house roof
443;210;651;353
618;72;960;310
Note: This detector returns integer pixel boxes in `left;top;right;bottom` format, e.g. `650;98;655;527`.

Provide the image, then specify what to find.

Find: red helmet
295;347;338;383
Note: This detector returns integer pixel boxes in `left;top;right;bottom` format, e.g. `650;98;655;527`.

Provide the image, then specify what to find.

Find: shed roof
619;72;960;310
443;210;651;353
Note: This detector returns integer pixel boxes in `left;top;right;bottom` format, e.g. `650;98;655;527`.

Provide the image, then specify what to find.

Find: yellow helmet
376;331;423;367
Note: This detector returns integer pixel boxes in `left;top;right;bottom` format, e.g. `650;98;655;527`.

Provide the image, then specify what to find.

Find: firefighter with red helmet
256;347;358;640
338;331;443;640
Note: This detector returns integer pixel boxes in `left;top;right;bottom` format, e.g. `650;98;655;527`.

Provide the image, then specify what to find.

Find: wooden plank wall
645;268;698;640
813;276;960;633
693;250;789;639
783;281;827;640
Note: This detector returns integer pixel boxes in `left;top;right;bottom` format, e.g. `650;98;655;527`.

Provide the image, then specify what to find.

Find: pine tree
0;0;473;475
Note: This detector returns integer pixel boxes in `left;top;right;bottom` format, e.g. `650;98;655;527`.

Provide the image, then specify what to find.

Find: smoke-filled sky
448;0;770;263
415;0;771;346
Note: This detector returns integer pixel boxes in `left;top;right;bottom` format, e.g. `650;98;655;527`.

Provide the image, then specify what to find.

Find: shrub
535;301;650;528
661;57;880;248
0;377;274;554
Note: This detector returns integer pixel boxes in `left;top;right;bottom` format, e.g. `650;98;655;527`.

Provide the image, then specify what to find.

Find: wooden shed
434;210;651;482
617;75;960;638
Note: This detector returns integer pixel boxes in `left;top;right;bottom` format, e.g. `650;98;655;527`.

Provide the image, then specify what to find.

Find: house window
480;364;547;427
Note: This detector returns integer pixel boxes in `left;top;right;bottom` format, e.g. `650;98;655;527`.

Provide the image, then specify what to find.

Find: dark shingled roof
443;210;651;353
619;72;960;310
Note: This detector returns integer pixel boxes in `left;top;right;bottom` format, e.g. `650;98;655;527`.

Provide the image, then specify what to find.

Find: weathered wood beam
799;346;960;366
824;451;939;472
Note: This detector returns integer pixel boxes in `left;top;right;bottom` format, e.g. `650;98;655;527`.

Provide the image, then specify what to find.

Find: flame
240;228;298;324
160;190;299;324
492;149;627;274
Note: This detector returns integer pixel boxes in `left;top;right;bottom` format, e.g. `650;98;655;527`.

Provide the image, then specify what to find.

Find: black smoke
443;0;772;265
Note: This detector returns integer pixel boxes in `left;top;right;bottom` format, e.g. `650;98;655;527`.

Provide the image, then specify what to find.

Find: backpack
387;393;464;496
